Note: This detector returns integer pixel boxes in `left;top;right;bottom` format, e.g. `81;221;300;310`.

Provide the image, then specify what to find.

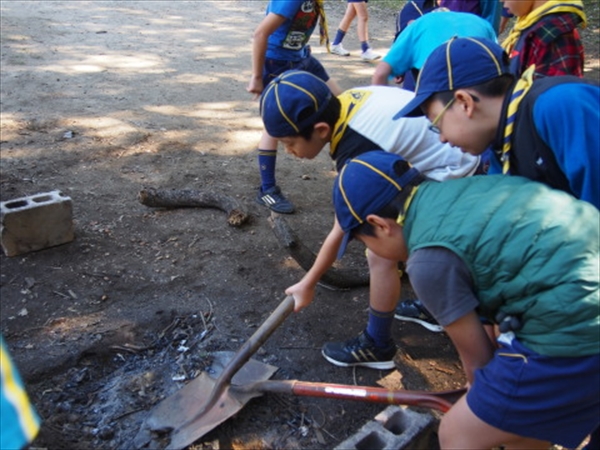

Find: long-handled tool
134;296;466;450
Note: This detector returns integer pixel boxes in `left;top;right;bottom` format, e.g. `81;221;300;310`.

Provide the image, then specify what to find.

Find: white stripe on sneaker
262;195;276;205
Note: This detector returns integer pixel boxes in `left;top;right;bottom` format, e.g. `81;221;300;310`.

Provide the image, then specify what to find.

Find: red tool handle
289;381;462;413
238;380;466;413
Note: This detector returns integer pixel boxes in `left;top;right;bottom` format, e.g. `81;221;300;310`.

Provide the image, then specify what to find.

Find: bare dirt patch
1;2;598;449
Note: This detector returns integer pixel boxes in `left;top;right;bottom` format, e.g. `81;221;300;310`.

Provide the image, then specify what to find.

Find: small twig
278;345;320;350
158;317;179;339
188;235;199;248
112;407;146;422
318;426;338;441
433;365;455;375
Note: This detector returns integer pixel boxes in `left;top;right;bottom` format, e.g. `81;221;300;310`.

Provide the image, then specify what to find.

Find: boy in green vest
327;150;599;450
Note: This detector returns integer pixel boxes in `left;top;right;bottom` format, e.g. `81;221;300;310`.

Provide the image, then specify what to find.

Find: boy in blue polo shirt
330;150;599;450
247;0;342;214
394;36;599;209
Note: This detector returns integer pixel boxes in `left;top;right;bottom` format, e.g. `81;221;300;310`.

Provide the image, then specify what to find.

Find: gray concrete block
335;406;438;450
1;190;74;257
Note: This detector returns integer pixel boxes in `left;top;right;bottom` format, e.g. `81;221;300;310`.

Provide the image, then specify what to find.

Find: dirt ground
1;2;598;449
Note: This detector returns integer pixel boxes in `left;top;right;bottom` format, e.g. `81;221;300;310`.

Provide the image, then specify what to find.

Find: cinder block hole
356;432;386;450
4;200;29;209
383;411;408;435
32;195;52;203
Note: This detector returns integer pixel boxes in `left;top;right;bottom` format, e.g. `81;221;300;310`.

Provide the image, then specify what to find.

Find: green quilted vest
403;175;599;357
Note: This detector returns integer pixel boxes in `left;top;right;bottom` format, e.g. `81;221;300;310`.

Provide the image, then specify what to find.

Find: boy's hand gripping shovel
134;296;465;449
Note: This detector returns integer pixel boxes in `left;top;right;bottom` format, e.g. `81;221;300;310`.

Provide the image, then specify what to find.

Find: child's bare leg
439;396;551;450
259;131;277;151
338;4;357;32
367;250;400;313
351;2;369;43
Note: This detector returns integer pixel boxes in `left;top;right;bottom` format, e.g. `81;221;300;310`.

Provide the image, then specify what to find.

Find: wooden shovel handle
195;295;295;418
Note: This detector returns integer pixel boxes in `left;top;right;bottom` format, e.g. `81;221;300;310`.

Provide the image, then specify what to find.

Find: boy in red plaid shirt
502;0;587;78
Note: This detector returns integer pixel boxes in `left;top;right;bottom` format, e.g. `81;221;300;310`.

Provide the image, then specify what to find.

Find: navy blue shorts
348;0;368;3
467;335;600;448
262;53;329;88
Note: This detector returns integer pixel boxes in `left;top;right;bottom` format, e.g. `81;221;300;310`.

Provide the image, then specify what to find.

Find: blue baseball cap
393;37;510;119
396;1;441;37
260;70;332;138
334;151;422;259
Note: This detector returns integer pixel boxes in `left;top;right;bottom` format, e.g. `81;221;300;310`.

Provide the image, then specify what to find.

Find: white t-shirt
330;86;480;181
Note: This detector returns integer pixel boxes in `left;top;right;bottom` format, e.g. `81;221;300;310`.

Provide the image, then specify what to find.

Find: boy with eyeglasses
394;36;599;209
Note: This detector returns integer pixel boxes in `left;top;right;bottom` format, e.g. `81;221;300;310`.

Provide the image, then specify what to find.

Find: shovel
134;296;466;450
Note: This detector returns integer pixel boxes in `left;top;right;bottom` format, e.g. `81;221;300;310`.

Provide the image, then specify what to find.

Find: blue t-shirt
383;11;497;78
266;0;319;62
533;83;600;208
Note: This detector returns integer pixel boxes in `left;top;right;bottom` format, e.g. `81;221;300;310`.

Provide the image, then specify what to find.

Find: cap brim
337;232;352;260
393;92;430;120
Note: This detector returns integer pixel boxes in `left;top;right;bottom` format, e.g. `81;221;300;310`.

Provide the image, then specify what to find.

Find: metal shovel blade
134;353;278;450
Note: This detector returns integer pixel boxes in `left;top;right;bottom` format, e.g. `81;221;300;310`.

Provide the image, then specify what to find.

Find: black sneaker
256;185;295;214
321;330;397;369
394;299;443;332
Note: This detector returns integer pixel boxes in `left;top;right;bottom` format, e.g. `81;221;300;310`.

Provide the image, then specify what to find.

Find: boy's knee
438;413;463;449
366;250;397;270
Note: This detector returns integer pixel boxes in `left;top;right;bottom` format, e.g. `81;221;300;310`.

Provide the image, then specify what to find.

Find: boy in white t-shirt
260;69;481;368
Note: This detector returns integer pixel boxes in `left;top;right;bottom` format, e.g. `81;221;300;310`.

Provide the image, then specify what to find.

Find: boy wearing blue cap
261;69;481;367
247;0;341;214
394;36;599;209
332;150;599;450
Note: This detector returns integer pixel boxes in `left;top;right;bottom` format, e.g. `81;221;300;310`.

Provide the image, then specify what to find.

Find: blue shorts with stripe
467;334;600;448
262;52;329;88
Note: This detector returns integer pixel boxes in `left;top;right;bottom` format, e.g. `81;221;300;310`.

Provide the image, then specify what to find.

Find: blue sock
366;307;394;347
257;149;277;192
333;29;345;46
361;41;369;53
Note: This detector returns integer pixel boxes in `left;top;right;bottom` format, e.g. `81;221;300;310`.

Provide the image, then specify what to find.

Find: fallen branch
269;213;369;289
138;188;249;227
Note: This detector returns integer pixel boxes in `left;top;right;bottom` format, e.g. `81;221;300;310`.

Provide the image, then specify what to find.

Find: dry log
269;213;369;289
138;188;249;227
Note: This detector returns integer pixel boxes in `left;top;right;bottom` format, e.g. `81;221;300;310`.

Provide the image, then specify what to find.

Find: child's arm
286;218;344;312
371;61;394;86
247;13;287;99
444;311;496;385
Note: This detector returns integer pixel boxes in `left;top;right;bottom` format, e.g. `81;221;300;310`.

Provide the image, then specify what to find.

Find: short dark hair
350;159;425;238
297;94;341;140
432;73;515;104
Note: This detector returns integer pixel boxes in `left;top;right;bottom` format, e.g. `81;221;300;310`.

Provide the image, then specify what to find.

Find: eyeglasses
428;97;455;134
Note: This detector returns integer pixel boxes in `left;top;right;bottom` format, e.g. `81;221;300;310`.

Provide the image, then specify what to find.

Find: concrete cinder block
1;190;75;257
335;406;438;450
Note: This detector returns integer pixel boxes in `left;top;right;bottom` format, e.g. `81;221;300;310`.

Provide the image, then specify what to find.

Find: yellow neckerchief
315;0;330;53
501;64;535;174
502;0;587;54
329;90;372;156
396;185;420;227
1;340;40;442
